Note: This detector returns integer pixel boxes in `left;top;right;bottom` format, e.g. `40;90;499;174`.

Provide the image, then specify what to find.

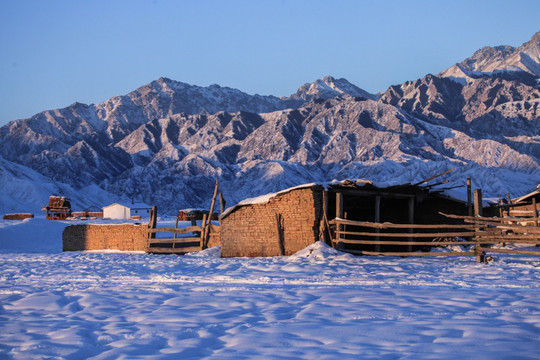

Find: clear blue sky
1;0;539;126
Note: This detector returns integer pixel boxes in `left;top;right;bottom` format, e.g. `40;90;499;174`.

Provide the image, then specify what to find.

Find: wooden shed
219;180;470;257
500;186;540;224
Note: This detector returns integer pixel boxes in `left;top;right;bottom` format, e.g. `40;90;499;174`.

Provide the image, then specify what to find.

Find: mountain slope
1;31;539;213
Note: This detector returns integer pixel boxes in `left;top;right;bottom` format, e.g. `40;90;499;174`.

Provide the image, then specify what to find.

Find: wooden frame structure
330;213;540;262
146;179;222;255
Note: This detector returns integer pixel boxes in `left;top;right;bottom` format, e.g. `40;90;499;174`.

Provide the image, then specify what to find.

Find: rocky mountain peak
289;76;375;102
440;30;540;79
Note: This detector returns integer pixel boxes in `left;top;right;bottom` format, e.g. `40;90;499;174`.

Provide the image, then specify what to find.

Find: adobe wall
63;224;148;251
220;187;323;257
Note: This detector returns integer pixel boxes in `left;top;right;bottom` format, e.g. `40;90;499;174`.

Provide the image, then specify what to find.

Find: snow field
0;218;539;359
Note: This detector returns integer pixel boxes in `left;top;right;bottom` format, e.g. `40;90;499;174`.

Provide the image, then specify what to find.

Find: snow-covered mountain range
1;32;539;214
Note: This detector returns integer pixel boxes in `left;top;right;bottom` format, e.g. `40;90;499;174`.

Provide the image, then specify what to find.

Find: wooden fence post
533;198;538;227
474;189;483;217
200;213;207;250
473;190;485;262
200;178;219;250
148;206;157;240
219;193;226;216
467;178;473;217
335;192;344;249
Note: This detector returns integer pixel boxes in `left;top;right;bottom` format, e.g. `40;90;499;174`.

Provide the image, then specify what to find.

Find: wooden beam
335;239;476;246
330;219;476;229
202;178;219;249
148;237;201;244
413;168;455;186
149;226;203;234
474;189;483;217
148;206;157;240
335;230;475;238
467;178;473;217
347;250;475;257
533;197;538;227
375;195;381;252
219;192;226;216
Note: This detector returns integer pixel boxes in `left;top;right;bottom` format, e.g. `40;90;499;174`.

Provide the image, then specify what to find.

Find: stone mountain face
1;31;539;213
439;31;540;78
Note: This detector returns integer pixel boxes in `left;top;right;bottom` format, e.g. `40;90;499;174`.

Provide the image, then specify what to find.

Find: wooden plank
148;237;201;244
440;212;538;224
344;249;475;257
413;168;455;186
149;226;203;234
146;246;201;254
476;231;540;238
335;230;475;238
335;239;476;246
330;219;476;230
477;247;540;256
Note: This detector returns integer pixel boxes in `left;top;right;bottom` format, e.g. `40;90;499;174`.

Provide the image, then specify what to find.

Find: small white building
102;201;152;220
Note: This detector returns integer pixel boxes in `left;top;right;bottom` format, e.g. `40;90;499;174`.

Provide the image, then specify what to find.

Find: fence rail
330;214;540;262
146;206;220;254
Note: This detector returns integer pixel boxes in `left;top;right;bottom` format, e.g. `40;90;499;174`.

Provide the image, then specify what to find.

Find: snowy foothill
1;216;539;359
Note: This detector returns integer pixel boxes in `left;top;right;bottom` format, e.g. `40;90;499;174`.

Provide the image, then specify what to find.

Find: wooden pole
533;197;538;227
474;189;483;217
467;178;472;217
148;206;157;241
202;178;220;249
219;193;226;216
174;214;179;239
200;214;207;250
473;189;485;262
335;192;344;249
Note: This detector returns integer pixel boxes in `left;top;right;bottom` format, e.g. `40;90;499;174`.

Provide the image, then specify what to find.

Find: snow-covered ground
1;217;539;359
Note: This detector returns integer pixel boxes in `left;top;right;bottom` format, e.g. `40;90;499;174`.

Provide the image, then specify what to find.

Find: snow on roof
513;189;540;204
220;178;468;220
220;183;320;219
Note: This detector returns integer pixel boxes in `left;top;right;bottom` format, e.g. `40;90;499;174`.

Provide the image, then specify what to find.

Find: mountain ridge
1;31;539;213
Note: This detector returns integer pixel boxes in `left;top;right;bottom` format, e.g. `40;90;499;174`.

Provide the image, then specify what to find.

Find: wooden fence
146;206;220;254
330;213;540;262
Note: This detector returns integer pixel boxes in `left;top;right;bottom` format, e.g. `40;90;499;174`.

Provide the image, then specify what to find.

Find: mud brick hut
219;180;470;258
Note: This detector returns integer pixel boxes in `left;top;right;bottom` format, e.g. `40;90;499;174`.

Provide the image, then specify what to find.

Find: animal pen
219;175;540;262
